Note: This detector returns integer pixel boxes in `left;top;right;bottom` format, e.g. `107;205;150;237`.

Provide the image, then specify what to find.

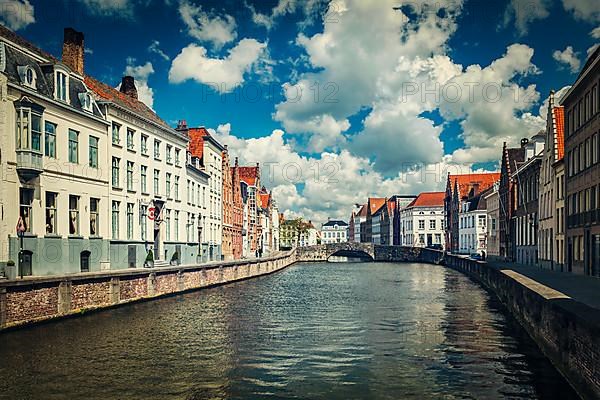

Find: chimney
120;76;138;100
62;28;84;75
176;120;188;132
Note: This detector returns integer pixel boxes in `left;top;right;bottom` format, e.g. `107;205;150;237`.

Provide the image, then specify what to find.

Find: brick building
563;47;600;276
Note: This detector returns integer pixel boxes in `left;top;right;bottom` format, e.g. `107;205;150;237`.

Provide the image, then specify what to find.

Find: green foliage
145;250;154;263
6;260;15;266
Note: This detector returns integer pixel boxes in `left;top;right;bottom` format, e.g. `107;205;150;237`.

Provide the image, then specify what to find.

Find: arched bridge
294;243;445;264
295;242;376;262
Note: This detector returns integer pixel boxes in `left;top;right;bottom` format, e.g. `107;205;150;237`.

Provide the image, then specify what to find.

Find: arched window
80;250;91;273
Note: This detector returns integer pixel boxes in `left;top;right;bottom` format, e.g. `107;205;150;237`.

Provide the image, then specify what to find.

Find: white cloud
553;46;581;73
246;0;327;30
562;0;600;22
120;61;155;109
178;0;237;49
75;0;139;17
0;0;34;30
169;39;266;92
148;40;169;61
502;0;550;35
591;26;600;38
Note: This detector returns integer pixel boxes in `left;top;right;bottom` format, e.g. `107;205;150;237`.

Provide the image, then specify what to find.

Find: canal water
0;262;579;400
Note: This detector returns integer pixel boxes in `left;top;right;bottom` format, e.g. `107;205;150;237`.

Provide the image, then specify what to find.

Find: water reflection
0;262;579;400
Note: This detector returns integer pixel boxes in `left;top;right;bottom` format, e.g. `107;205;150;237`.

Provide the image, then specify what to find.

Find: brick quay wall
439;251;600;400
0;251;296;331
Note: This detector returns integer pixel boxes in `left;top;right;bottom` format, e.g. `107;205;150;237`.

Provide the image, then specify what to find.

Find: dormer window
55;71;68;102
78;92;93;112
17;66;37;89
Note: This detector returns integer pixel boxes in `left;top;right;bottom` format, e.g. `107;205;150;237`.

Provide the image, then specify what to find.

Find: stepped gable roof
84;75;172;130
239;166;259;186
408;192;445;207
368;198;386;215
450;173;500;199
554;106;565;161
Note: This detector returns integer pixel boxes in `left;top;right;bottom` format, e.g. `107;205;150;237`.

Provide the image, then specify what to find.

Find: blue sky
2;0;598;222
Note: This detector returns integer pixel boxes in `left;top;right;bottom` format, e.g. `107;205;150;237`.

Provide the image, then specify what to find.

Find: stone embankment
0;251;295;331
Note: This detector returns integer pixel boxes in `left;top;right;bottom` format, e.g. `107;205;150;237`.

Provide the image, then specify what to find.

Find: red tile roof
84;76;171;130
239;166;259;186
554;106;565;161
187;127;210;160
368;198;386;215
259;192;270;209
408;192;445;207
450;173;500;199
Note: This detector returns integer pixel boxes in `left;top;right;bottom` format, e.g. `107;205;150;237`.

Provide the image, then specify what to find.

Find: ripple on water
0;262;581;400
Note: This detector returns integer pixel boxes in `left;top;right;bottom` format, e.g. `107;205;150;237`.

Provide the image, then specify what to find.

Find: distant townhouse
175;123;224;262
258;188;279;255
0;26;111;276
230;158;244;259
321;220;348;244
458;187;493;256
350;204;367;243
221;147;235;260
238;165;261;255
513;133;545;265
499;142;526;261
485;183;500;259
389;195;417;245
366;198;385;243
538;90;566;271
400;192;445;248
563;47;600;276
445;173;500;252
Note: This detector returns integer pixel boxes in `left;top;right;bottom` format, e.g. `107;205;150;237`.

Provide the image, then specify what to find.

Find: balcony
16;149;43;180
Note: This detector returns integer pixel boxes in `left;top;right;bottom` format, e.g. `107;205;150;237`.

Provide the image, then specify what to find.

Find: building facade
563;48;600;276
400;192;445;248
538;91;566;271
485;184;500;259
239;165;261;256
1;27;111;276
458;189;490;256
321;220;348;244
499;143;526;261
513;134;545;265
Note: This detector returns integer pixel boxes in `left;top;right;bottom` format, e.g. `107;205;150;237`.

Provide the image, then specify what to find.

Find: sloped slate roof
323;220;348;227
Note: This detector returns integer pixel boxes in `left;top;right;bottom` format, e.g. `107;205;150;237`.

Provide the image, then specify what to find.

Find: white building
321;220;348;244
485;183;500;259
400;192;445;248
458;190;490;256
299;223;319;247
0;27;111;276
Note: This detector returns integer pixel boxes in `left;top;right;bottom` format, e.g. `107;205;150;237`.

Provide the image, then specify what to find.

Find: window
418;219;425;230
419;234;425;244
79;92;93;112
429;220;436;230
174;211;179;241
478;215;486;226
90;198;99;236
18;65;37;89
141;134;148;155
154;139;161;160
45;192;57;234
112;122;121;145
15;107;42;151
154;169;160;195
165;209;171;241
44;121;56;158
166;144;172;164
89;136;98;168
141;165;147;193
112;201;120;239
166;173;172;198
68;129;79;163
127;129;135;150
140;205;147;241
175;148;181;166
19;189;33;233
56;71;68;101
112;157;120;187
127;161;134;191
69;195;79;235
175;176;180;200
127;203;134;240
